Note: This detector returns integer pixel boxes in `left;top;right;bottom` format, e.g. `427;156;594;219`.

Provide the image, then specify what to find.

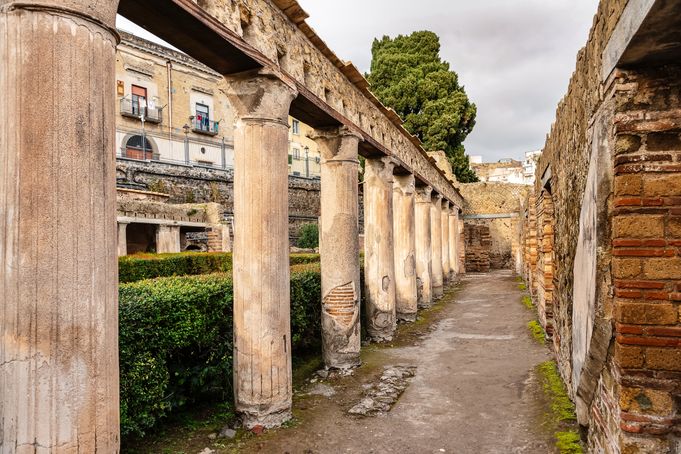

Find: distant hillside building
470;150;541;185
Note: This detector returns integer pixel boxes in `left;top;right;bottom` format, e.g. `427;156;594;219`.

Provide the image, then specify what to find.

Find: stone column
392;174;417;321
415;186;433;308
448;207;460;275
310;127;362;369
441;200;451;282
226;71;298;428
0;2;120;451
459;218;466;273
156;225;181;253
431;193;444;298
118;222;129;257
364;157;397;341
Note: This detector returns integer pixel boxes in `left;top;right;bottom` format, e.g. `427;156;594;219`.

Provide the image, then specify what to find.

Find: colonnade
0;4;463;447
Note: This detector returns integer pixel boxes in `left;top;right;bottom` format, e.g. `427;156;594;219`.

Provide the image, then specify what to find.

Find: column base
433;285;444;299
240;408;292;429
323;351;361;370
397;312;417;322
418;299;433;309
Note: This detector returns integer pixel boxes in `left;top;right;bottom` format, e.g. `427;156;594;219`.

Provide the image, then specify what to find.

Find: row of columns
0;3;463;445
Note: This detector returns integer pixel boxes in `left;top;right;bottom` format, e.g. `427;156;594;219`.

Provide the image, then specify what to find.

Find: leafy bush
297;223;319;249
119;266;322;437
119;252;321;283
119;252;232;283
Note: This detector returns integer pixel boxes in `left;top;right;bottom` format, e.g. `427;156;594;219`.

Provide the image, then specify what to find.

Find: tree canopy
367;31;478;183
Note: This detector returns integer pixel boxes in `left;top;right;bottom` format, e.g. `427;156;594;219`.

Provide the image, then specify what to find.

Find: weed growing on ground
518;283;527;291
536;361;582;453
556;431;582;454
527;320;545;345
522;296;534;310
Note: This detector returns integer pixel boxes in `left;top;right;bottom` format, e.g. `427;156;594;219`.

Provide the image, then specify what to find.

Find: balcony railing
120;98;163;124
192;117;219;136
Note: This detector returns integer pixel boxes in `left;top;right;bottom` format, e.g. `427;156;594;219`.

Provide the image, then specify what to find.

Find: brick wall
610;66;681;451
535;191;556;339
464;224;491;272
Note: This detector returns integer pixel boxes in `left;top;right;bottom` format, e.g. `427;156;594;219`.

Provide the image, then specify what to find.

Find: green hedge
119;252;320;283
119;265;321;437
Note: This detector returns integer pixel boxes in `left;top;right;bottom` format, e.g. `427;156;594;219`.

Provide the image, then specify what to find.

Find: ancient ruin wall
529;0;681;451
459;182;529;271
115;159;323;241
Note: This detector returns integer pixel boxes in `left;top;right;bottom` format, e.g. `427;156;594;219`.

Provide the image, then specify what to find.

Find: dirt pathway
230;270;555;453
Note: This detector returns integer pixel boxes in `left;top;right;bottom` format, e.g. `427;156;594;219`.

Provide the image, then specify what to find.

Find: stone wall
521;0;681;450
115;159;327;243
459;182;529;271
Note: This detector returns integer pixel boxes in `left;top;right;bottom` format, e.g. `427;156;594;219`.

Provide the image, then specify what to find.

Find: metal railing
192;117;219;136
120;98;163;123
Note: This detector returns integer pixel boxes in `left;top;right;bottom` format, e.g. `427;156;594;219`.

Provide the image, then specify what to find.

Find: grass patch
522;296;535;310
518;283;527;291
527;320;546;345
536;361;582;454
556;431;582;454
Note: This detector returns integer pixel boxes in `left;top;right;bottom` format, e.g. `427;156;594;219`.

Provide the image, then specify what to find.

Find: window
196;103;210;129
292;148;301;160
288;154;292;165
125;135;153;160
292;119;300;135
131;85;147;116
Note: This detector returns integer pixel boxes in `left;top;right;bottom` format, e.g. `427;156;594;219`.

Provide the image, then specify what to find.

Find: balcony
120;98;163;124
192;116;219;136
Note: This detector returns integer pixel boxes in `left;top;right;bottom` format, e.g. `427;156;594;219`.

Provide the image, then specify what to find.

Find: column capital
0;1;119;35
308;126;361;161
393;174;416;196
431;192;443;205
414;185;433;203
226;69;298;125
365;156;395;182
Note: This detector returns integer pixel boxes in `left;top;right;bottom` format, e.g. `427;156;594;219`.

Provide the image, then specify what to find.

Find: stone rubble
348;365;417;416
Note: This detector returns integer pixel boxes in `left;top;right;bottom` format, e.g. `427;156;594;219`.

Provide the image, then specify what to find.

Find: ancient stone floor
226;270;556;453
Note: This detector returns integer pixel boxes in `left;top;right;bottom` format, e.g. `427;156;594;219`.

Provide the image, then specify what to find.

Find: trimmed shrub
119;252;320;283
297;223;319;249
119;266;322;437
119;252;232;283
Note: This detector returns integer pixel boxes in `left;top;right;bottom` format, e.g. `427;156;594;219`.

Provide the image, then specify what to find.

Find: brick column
226;71;297;428
415;186;433;308
535;191;555;338
430;193;444;298
310;127;362;368
393;174;417;321
364;157;397;341
448;207;460;275
156;225;181;253
441;200;451;282
118;222;129;257
0;2;120;451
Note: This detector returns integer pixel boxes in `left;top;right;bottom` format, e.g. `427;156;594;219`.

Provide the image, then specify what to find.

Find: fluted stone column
311;127;362;369
393;174;417;322
441;200;451;282
226;71;298;428
449;207;460;275
364;157;396;341
0;2;120;451
157;225;181;253
415;186;433;308
431;193;444;298
459;218;466;273
118;222;129;257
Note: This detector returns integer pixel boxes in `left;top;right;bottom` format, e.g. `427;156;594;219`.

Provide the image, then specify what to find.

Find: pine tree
368;31;478;183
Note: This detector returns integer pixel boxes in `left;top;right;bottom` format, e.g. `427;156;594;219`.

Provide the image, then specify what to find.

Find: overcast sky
117;0;599;162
